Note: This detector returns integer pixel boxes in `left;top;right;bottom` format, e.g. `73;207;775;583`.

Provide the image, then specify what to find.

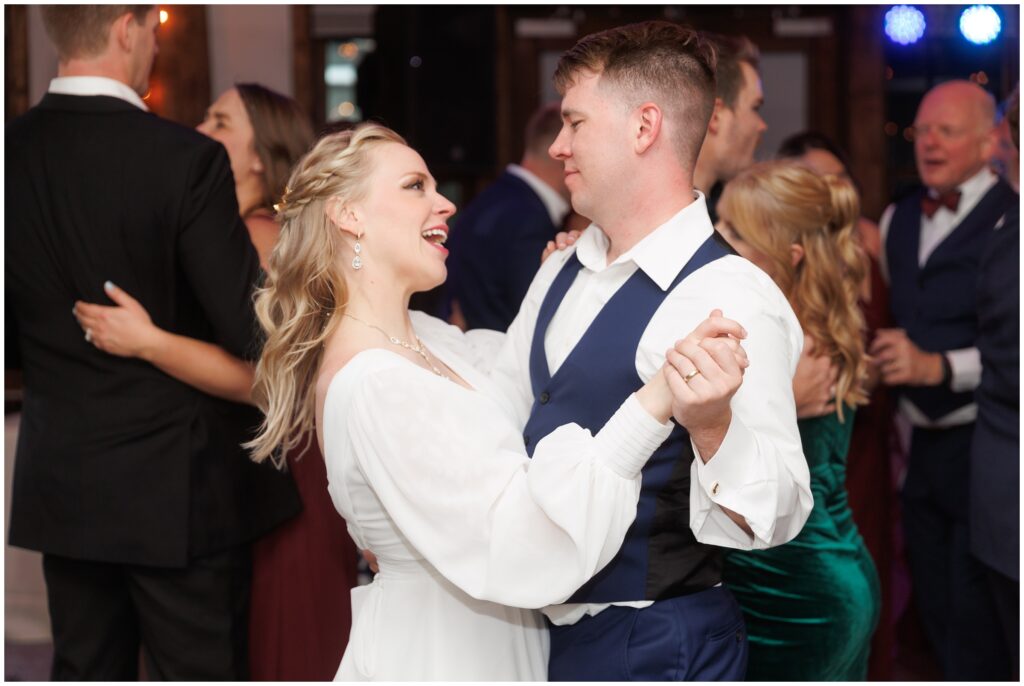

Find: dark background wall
7;4;1020;220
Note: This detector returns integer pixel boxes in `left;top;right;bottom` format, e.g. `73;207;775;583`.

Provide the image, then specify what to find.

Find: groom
489;21;812;680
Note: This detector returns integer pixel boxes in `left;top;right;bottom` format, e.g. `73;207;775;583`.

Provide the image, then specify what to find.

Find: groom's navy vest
886;179;1017;420
523;232;734;603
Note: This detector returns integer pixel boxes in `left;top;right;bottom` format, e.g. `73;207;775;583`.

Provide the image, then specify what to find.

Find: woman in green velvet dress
716;160;881;681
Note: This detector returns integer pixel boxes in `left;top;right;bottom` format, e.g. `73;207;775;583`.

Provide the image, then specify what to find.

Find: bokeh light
959;5;1001;45
884;5;926;45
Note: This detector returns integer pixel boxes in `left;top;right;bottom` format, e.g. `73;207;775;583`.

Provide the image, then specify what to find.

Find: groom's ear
325;196;361;237
633;102;663;155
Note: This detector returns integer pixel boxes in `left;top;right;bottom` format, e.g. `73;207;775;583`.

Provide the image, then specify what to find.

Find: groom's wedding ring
683;368;701;383
84;329;93;343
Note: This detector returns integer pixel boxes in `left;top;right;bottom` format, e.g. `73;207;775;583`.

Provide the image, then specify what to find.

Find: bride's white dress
323;315;671;681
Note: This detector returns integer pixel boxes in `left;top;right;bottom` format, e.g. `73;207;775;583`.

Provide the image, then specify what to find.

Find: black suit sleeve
504;217;555;324
5;285;20;372
176;142;261;360
977;206;1020;407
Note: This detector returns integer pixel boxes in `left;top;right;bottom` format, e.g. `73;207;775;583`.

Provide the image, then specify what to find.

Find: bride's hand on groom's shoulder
540;229;582;264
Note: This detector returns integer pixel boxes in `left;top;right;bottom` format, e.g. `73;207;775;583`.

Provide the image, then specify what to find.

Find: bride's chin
426;268;446;291
409;267;446;295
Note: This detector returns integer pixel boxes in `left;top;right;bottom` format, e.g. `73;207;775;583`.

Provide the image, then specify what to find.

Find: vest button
539;391;551;404
524;435;531;446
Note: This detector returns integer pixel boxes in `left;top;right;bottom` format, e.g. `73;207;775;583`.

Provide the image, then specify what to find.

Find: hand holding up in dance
635;309;748;446
664;309;749;462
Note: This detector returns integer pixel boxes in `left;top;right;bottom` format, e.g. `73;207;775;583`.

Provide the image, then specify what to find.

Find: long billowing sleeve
323;350;672;609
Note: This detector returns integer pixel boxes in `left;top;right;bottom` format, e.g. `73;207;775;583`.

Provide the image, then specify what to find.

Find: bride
74;121;748;680
243;123;750;681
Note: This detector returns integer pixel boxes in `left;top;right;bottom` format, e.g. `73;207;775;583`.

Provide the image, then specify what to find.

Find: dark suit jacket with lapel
5;93;300;568
970;204;1020;581
444;170;559;331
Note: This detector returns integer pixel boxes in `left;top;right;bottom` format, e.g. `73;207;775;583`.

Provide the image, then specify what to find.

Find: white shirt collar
506;164;570;227
574;191;715;291
928;165;998;203
48;76;149;112
955;166;999;206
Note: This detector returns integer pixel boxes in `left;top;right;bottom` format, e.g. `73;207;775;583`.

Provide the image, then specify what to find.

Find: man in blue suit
444;103;570;331
873;80;1018;680
970;88;1019;677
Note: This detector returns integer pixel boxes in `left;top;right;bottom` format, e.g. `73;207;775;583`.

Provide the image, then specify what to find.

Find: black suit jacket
970;204;1019;580
5;93;300;567
443;170;559;331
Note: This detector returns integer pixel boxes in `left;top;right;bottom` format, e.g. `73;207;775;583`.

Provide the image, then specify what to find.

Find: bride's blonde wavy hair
719;160;869;421
246;123;407;466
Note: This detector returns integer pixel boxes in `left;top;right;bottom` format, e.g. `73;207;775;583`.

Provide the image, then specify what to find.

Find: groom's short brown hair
553;21;718;168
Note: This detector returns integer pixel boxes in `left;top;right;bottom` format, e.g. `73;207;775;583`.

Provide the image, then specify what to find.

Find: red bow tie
921;190;962;219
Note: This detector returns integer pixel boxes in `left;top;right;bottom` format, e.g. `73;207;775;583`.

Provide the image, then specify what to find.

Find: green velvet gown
723;410;881;681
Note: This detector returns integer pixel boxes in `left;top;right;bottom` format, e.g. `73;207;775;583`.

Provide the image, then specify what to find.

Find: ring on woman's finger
84;329;93;343
683;368;701;383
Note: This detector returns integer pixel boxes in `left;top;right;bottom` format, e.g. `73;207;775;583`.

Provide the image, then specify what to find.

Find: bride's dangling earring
352;233;363;270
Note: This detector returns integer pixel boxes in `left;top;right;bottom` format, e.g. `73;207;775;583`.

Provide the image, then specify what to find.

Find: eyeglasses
909;123;976;143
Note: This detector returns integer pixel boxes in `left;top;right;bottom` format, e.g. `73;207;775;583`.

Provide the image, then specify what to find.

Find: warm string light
159;9;169;25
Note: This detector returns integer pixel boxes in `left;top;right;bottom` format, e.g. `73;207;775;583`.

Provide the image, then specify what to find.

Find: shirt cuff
690;416;770;542
692;415;756;494
593;394;674;480
947;347;981;392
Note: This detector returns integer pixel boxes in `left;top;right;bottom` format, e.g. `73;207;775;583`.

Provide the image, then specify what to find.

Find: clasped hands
869;327;944;387
637;309;749;461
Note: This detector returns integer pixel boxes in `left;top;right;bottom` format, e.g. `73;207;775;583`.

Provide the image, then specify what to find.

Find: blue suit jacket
970;204;1019;581
444;171;558;331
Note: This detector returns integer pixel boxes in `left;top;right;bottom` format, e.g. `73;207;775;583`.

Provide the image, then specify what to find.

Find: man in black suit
872;80;1017;680
444;102;570;331
970;88;1019;676
5;6;299;680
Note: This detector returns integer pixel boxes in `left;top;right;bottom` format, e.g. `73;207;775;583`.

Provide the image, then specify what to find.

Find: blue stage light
960;5;1001;45
884;6;927;45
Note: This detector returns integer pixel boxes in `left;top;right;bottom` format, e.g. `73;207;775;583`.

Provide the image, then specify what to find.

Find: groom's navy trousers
548;587;748;681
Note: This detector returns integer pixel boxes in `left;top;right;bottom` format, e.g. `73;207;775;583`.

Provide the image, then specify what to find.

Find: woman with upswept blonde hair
715;159;881;681
244;123;747;680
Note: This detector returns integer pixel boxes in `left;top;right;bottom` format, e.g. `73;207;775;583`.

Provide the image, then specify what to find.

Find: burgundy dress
249;435;360;680
846;257;897;680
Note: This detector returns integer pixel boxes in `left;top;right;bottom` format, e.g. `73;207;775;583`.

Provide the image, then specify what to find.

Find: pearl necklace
343;313;450;380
